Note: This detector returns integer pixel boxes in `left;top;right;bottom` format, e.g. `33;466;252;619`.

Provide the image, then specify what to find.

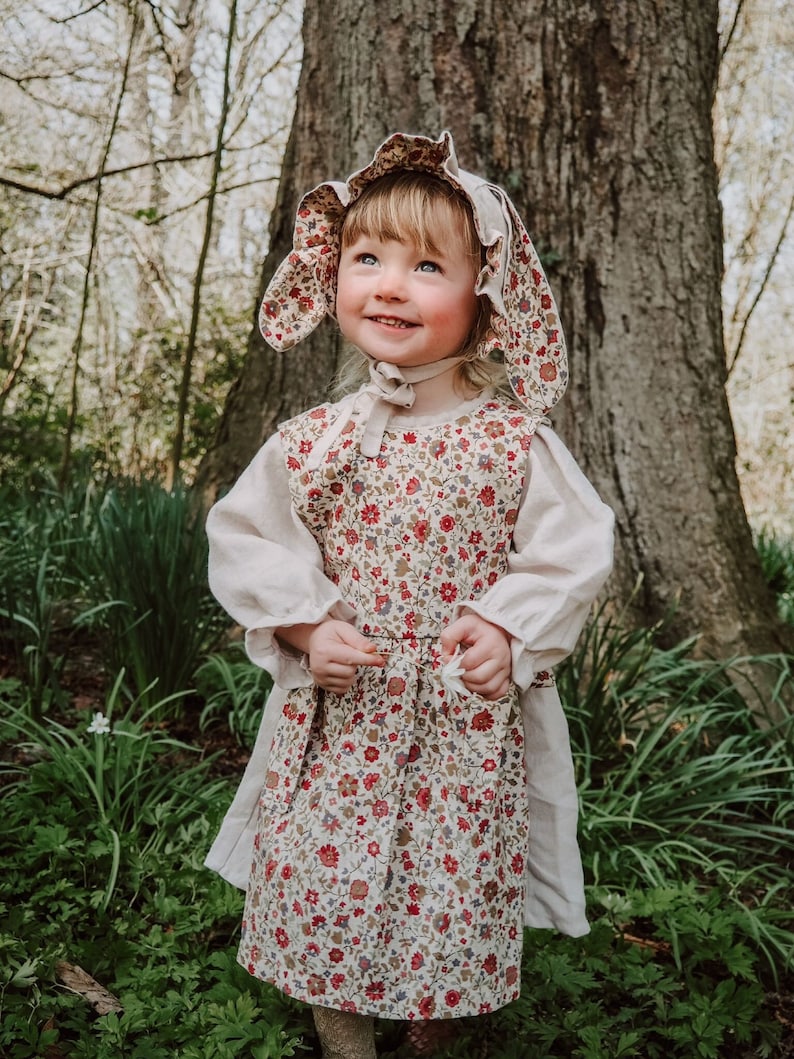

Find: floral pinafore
239;397;540;1020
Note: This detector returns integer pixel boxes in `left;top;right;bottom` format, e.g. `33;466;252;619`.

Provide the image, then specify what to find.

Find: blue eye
418;261;440;273
358;253;378;266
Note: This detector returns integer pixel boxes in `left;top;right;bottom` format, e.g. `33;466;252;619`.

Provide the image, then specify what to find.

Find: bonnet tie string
305;356;465;471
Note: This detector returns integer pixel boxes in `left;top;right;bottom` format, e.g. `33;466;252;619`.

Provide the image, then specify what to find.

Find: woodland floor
2;632;793;1057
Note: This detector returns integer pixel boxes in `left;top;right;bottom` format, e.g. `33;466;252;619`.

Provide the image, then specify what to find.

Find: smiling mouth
369;316;417;329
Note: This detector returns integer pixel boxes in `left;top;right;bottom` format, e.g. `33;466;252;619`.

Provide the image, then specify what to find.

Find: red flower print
443;854;459;874
372;799;389;819
318;844;339;867
330;481;344;495
329;948;344;964
339;774;359;796
308;976;327;997
483;953;498;974
363;773;379;791
518;298;531;313
365;981;386;1001
440;582;458;603
346;528;359;545
483;758;497;772
478;485;495;506
512;852;525;874
406;476;420;494
286;455;300;471
413;519;428;542
471;708;494;732
539;362;558;382
411;952;424;969
430;440;447;458
439;515;455;532
445;990;462;1008
416;787;431;811
350;879;369;900
361;503;380;525
418;996;436;1019
281;864;292;880
387;676;406;696
406;902;420;916
363;746;379;762
506;965;519;985
541;293;552;309
367;841;380;856
403;431;417;443
331;973;345;989
275;927;289;949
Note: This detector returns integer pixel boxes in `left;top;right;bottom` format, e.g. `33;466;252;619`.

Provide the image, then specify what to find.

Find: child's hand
306;620;385;695
440;614;512;700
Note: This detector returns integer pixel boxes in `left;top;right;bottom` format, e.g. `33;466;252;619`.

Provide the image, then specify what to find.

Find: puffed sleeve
206;432;357;687
460;424;614;689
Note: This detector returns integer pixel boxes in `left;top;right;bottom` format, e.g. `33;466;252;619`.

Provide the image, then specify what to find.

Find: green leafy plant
196;645;273;751
756;531;794;626
1;672;227;910
75;479;227;715
558;608;794;977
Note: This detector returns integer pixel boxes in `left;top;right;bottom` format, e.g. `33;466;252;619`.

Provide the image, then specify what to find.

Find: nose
374;265;407;301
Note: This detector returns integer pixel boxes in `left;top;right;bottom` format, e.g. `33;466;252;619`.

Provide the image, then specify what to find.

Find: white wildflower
87;711;112;735
440;646;470;700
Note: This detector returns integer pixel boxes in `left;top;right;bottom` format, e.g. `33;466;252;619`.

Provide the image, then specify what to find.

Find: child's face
336;226;480;368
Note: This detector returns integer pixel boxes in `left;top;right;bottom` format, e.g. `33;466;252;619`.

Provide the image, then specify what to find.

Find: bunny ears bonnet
259;131;568;417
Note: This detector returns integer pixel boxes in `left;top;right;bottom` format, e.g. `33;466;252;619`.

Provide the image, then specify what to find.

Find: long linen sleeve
206;432;356;687
460;424;614;689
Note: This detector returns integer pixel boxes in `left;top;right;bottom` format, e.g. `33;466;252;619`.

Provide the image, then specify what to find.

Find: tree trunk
196;0;792;711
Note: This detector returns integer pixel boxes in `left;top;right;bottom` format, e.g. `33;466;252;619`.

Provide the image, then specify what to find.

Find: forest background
1;0;793;1057
1;0;791;528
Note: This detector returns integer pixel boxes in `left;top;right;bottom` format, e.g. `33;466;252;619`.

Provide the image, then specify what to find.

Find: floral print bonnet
259;131;568;419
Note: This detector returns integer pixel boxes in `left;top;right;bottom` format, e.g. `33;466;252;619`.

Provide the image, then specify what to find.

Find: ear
495;192;569;415
259;246;337;351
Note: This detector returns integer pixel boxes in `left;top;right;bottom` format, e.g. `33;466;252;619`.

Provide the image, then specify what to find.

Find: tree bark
195;0;792;711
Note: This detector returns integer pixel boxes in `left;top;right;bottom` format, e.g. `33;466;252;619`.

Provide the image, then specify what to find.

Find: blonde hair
334;171;505;397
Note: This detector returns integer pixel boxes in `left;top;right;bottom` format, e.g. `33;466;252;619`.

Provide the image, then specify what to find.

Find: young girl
204;132;614;1059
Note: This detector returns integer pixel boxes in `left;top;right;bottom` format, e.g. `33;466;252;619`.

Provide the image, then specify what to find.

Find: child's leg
403;1018;457;1056
312;1005;376;1059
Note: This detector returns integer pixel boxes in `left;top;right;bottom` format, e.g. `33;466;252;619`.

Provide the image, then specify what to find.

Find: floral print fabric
238;397;541;1019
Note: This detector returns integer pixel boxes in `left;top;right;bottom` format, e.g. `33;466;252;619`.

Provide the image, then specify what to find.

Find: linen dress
205;391;614;1021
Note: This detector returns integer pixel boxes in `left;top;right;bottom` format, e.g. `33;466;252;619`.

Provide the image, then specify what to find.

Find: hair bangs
340;172;481;265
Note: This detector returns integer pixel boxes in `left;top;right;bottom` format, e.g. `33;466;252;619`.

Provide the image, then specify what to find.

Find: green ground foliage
1;479;792;1057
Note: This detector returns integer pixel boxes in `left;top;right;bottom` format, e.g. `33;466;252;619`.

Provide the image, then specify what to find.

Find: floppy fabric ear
491;186;568;416
456;169;568;417
258;181;349;351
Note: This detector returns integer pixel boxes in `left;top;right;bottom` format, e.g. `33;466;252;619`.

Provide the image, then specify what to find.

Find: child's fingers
334;626;385;666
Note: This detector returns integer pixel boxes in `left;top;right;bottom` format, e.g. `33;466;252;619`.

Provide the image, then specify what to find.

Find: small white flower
87;711;112;735
440;646;470;700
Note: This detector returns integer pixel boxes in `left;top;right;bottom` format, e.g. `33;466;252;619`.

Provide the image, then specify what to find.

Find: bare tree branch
60;4;140;486
720;0;746;63
727;192;794;377
169;0;239;484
